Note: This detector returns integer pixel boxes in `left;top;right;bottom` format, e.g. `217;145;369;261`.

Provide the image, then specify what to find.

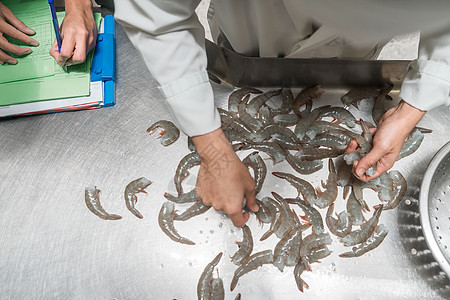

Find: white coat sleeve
114;0;221;137
399;26;450;111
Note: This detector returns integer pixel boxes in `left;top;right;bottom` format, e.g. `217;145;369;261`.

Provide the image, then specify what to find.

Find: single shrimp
272;172;317;206
294;261;309;292
258;105;274;127
254;198;272;224
295;147;344;161
238;94;263;131
174;200;211;221
383;171;407;210
315;159;338;209
341;87;380;108
158;202;195;245
237;141;286;165
242;152;267;195
230;250;274;291
339;224;389;258
340;205;383;247
260;197;284;241
231;225;254;265
294;108;321;140
326;203;352;238
285;152;323;175
228;87;262;113
84;186;122;220
346;189;365;226
273;224;303;272
174;152;201;196
124;177;152;219
251;124;299;143
293;85;324;117
317;106;357;128
270;134;302;150
272;88;295;114
273;113;300;127
397;128;424;161
300;233;332;270
290;198;324;235
197;252;223;300
147;120;180;146
271;192;297;238
246;90;281;116
164;189;200;204
307;133;351;150
305;120;348;140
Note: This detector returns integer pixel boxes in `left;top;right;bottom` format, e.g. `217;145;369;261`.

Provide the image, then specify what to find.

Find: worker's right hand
0;1;38;65
193;128;259;227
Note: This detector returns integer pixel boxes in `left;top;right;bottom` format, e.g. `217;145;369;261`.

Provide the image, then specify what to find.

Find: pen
48;0;62;53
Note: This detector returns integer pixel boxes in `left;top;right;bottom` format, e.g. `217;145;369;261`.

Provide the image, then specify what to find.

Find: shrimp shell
85;186;122;220
158;202;195;245
272;172;317;205
292;198;324;235
260;197;283;241
271;192;296;238
124;177;152;219
285;152;323;175
164;189;200;204
273;113;300;127
273;88;295;114
174;200;211;221
273;225;303;272
246;90;281;116
197;252;223;300
251;124;299;143
230;250;274;291
238;141;286;165
258;105;274;127
339;224;389;258
294;262;309;292
295;147;344;161
293;85;324;117
228;88;262;113
254;198;272;224
397;128;424;161
300;233;332;270
147;120;180;146
174;152;201;196
314;159;338;209
346;189;365;226
326;203;352;238
317;106;357;128
294;108;321;140
231;225;254;265
238;94;263;131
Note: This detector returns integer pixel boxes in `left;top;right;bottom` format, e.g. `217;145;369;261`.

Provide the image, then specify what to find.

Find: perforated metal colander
420;141;450;279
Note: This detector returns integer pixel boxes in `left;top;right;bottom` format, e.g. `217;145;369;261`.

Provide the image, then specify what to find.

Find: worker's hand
0;1;38;65
49;0;96;66
193;128;259;227
346;100;425;182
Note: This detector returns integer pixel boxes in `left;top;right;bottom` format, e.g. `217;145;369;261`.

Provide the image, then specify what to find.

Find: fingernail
7;59;17;65
31;41;39;47
356;168;365;177
25;49;32;54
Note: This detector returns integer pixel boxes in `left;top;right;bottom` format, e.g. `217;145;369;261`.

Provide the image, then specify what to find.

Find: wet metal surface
0;23;450;299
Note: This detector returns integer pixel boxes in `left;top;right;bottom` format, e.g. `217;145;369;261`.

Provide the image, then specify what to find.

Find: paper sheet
0;0;55;83
0;10;102;106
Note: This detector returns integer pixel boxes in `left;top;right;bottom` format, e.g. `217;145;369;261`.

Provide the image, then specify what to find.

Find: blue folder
91;14;116;107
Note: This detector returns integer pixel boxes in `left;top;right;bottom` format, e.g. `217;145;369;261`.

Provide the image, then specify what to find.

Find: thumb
244;188;259;212
354;147;386;181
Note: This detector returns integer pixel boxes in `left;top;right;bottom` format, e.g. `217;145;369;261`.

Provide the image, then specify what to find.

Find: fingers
65;36;87;66
244;186;259;213
58;36;76;66
0;48;14;64
1;21;38;46
229;210;250;228
49;40;59;61
352;146;387;182
0;35;31;57
2;6;35;35
345;140;358;154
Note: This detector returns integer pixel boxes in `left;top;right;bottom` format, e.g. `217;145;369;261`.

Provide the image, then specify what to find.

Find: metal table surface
1;23;450;300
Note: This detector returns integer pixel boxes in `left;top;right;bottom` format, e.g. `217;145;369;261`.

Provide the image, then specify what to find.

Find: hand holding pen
48;0;97;67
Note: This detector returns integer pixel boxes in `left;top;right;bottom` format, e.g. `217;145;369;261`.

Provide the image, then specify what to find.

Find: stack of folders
0;0;115;118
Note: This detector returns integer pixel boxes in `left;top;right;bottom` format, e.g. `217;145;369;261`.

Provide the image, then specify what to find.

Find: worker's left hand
346;100;425;182
49;1;96;67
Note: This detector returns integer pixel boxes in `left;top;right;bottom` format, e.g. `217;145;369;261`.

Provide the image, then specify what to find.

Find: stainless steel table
1;23;450;300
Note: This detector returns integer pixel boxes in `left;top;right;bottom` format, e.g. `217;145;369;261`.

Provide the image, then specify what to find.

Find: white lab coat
114;0;450;136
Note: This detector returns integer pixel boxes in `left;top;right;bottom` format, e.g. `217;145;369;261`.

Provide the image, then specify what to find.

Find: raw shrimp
164;189;201;204
285;152;323;175
174;200;211;221
197;252;223;300
271;192;297;238
238;94;263;131
272;172;317;206
273;224;303;272
242;152;267;195
383;171;407;210
124;177;152;219
258;106;274;127
317;106;357;128
254;198;272;224
294;108;321;140
273;113;300;127
341;87;379;108
339;224;389;258
158;202;195;245
273;88;295;114
340;205;383;247
251;124;299;143
231;225;253;265
174;152;201;196
346;189;365;226
247;90;281;116
260;197;284;241
228;88;262;113
293;262;309;292
211;277;225;300
237;141;286;165
305;120;349;140
295;147;344;161
85;186;122;220
291;198;324;235
293;85;324;117
147;120;180;146
397;128;424;161
300;233;332;270
230;250;274;291
326;203;352;238
315;159;338;209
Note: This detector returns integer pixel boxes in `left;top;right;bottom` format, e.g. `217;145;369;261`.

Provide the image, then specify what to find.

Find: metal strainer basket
420;140;450;279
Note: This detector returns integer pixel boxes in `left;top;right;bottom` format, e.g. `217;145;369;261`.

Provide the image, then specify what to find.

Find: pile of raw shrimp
85;86;427;299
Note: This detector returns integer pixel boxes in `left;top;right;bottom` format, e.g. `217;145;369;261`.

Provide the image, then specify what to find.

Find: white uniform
114;0;450;136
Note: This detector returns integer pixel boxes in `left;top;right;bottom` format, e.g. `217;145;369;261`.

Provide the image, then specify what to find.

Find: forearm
65;0;93;14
